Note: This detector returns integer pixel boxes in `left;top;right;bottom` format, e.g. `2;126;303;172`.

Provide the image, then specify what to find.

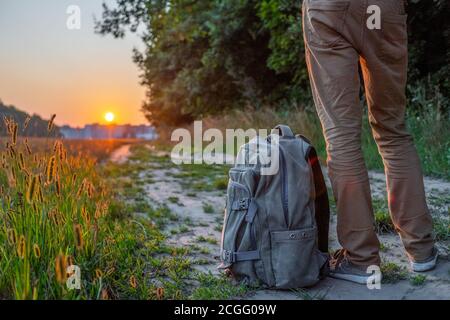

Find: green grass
433;216;450;241
179;225;190;233
199;247;211;254
168;196;181;205
381;262;409;284
193;259;210;265
213;177;229;190
410;274;427;286
196;236;218;245
427;190;450;208
171;162;230;192
372;198;395;234
190;273;249;300
203;203;215;214
183;217;195;227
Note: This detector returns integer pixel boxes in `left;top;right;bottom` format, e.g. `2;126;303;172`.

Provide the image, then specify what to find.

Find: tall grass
0;117;130;299
406;81;449;178
0;116;186;300
205;99;449;179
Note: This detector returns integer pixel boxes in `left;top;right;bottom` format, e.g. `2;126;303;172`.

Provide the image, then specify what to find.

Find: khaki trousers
302;0;434;266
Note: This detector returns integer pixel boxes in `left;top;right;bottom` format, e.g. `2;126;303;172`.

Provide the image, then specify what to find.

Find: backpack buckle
238;199;249;210
222;250;234;263
232;198;249;211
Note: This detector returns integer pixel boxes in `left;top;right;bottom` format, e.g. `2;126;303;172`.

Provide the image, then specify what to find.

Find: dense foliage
96;0;449;126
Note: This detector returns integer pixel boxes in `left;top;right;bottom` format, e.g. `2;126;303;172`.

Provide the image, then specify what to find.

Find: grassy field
0;118;153;299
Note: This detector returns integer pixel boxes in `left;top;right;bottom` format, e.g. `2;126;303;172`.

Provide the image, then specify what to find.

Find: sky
0;0;147;127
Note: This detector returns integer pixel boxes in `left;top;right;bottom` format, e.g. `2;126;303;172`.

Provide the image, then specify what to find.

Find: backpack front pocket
270;227;320;289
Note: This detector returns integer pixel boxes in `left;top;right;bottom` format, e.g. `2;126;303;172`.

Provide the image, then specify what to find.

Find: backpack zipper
279;148;289;228
267;135;289;229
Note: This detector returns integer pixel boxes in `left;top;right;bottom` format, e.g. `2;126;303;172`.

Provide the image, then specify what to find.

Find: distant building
60;124;158;140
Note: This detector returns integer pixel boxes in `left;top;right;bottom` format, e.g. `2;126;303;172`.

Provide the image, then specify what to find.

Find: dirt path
113;145;450;300
110;144;132;164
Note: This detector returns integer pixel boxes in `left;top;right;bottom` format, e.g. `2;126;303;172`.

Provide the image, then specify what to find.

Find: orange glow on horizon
0;1;148;127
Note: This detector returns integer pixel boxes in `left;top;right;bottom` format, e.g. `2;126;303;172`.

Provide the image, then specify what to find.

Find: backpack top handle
273;124;295;138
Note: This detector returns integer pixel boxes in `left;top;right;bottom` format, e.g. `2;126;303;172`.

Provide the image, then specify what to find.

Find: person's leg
303;0;380;268
360;0;435;262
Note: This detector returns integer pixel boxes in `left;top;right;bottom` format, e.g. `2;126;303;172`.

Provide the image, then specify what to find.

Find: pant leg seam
393;212;430;224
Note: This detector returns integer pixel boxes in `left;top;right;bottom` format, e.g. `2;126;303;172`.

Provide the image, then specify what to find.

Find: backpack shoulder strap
298;135;330;254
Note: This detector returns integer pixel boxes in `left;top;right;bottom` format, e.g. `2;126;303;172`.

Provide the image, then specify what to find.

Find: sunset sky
0;0;147;127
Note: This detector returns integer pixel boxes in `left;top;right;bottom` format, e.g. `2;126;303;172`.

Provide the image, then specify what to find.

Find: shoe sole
328;272;370;285
411;253;438;272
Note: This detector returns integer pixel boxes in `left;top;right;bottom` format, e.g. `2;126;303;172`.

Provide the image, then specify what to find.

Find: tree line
96;0;449;126
0;100;60;137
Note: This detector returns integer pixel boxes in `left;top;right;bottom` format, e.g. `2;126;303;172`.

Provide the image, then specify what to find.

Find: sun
104;112;115;123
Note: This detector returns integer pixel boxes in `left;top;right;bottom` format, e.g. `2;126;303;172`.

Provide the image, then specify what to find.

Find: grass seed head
156;287;165;300
46;156;56;183
8;144;16;159
48;114;56;132
26;175;38;203
23;117;31;130
95;269;103;279
56;175;61;196
24;138;32;155
17;235;26;259
37;184;44;203
129;276;137;289
19;152;25;170
12;123;18;145
55;254;67;283
73;224;84;250
67;256;74;269
7;228;17;245
33;244;41;258
81;206;91;225
71;173;77;186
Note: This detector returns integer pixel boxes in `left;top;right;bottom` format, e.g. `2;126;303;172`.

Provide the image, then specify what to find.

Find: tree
96;0;449;126
0;101;60;137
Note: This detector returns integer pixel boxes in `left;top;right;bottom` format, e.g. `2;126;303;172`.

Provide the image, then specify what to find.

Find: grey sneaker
410;247;439;272
329;250;378;285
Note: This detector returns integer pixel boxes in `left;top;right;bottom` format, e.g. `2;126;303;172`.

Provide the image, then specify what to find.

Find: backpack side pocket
220;181;261;283
270;227;321;289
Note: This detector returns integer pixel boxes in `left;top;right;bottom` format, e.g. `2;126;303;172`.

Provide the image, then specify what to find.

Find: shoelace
329;248;348;270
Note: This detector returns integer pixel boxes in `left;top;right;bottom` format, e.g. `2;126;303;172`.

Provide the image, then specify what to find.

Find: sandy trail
113;146;450;300
110;144;132;164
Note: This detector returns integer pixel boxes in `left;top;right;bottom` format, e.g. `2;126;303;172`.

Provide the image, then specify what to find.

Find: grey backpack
219;125;330;289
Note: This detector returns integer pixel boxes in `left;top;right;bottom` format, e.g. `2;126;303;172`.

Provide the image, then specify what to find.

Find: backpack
219;125;330;289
